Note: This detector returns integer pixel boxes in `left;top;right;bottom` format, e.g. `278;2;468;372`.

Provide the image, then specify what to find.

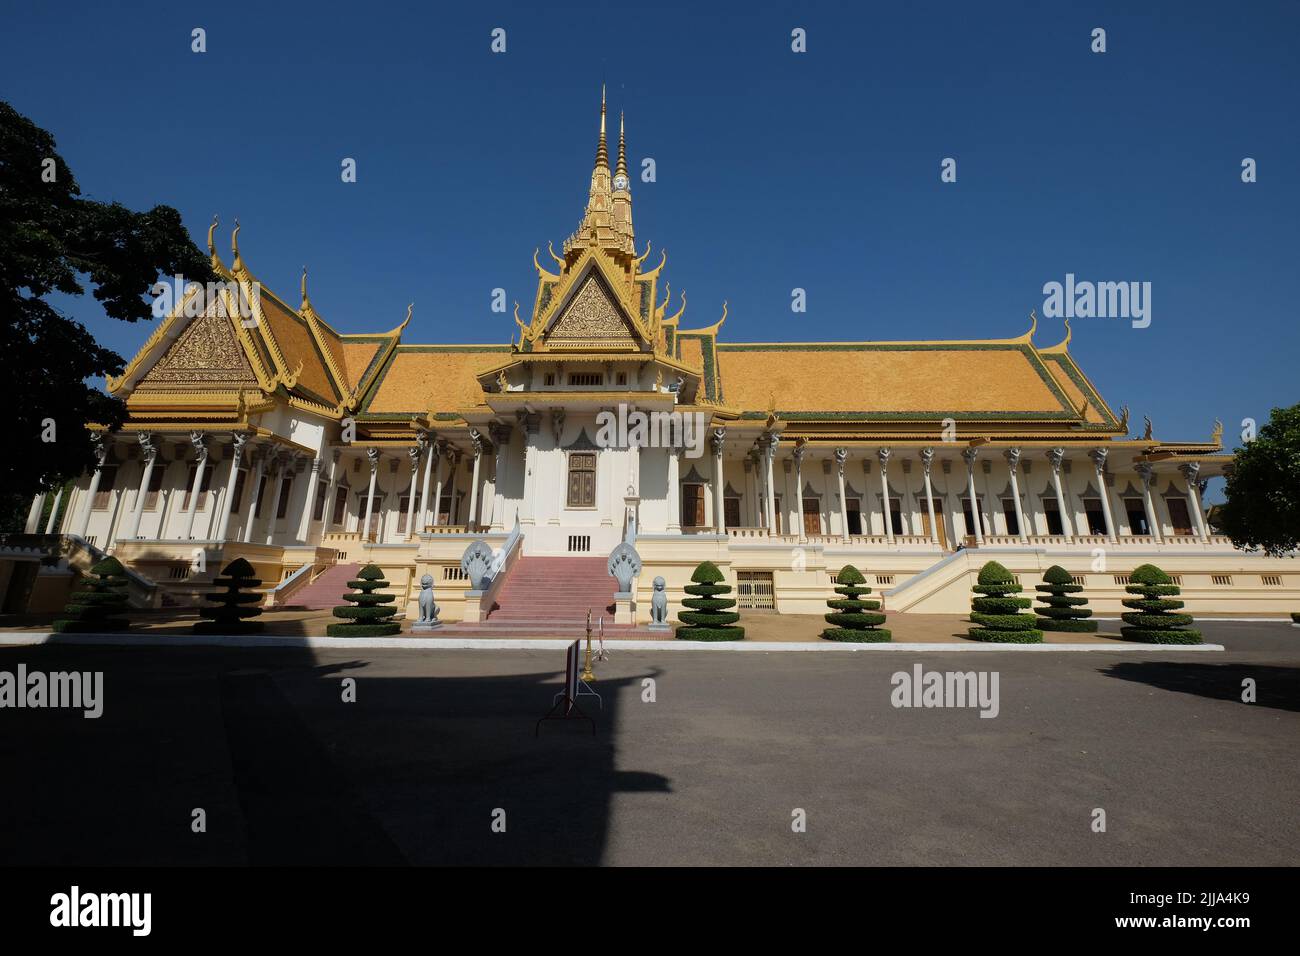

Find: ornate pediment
544;270;638;350
139;306;258;387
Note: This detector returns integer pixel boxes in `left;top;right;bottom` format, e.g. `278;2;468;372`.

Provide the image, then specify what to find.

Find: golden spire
616;111;628;179
595;84;608;170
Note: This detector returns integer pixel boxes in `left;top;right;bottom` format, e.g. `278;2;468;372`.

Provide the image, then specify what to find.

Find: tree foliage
0;99;213;511
1217;404;1300;555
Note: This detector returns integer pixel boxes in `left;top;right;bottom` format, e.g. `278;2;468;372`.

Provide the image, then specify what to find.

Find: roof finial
616;110;628;179
231;218;243;271
207;215;219;260
301;265;309;309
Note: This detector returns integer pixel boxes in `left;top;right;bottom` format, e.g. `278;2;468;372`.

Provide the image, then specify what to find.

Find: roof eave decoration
298;265;360;413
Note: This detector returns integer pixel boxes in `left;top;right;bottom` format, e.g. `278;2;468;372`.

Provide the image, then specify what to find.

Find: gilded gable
544;272;637;350
139;306;257;387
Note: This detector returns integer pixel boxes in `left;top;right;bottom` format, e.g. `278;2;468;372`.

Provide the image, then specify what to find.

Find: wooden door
920;498;948;549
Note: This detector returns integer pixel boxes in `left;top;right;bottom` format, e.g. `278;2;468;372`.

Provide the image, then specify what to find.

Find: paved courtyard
1;621;1296;865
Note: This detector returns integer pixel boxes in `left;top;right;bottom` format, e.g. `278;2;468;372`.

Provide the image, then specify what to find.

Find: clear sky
3;0;1297;502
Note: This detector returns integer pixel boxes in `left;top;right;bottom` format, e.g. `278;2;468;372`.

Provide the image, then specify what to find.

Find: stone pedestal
646;621;670;632
410;620;444;633
462;589;485;623
613;591;636;626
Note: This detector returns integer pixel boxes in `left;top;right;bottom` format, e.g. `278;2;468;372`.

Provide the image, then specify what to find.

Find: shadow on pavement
1100;660;1300;713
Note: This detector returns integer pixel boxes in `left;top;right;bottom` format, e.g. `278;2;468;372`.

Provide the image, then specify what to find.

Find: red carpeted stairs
485;556;617;625
290;563;362;610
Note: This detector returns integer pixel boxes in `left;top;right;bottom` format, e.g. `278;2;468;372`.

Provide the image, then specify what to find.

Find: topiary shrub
326;563;401;637
968;560;1043;643
1291;611;1299;625
194;558;264;635
52;556;132;633
1034;565;1097;632
822;564;891;642
1120;563;1201;644
676;560;744;641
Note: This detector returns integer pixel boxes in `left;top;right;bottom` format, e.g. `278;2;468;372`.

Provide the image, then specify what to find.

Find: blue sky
2;0;1297;501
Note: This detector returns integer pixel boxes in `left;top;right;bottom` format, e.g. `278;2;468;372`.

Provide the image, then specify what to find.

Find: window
253;475;268;518
681;484;704;527
801;496;821;535
230;468;248;514
275;476;294;519
180;460;215;510
397;494;423;532
846;499;862;535
1042;498;1064;536
568;372;603;387
1082;497;1107;536
1211;574;1233;586
1166;498;1194;536
961;497;981;537
93;463;119;510
1124;498;1149;535
773;495;783;534
886;497;903;535
1000;498;1020;536
725;497;742;529
331;485;348;525
437;489;456;525
616;372;627;386
567;453;596;508
312;480;329;521
543;373;555;386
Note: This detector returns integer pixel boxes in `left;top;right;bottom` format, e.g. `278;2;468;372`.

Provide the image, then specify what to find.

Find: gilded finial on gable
207;215;219;261
231;218;243;272
1142;415;1154;441
1119;404;1130;433
1211;418;1223;446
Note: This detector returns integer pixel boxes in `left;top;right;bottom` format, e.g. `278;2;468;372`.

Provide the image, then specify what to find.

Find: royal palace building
8;95;1296;623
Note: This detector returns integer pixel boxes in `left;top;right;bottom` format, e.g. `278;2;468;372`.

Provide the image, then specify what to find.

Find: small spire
616;111;628;179
595;84;608;169
231;218;243;272
300;266;309;309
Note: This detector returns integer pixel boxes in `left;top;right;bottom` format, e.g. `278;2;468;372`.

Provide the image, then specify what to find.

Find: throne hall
14;94;1295;623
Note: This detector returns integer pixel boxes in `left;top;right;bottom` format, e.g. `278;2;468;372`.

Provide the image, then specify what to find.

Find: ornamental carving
140;308;257;385
546;273;635;348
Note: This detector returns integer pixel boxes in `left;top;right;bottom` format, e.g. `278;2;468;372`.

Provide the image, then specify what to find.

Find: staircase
290;563;362;610
484;556;617;625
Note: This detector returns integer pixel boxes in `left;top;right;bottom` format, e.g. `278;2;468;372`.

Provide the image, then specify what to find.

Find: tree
194;558;264;635
1120;563;1201;644
52;556;131;633
822;564;890;642
1217;403;1300;555
326;564;401;637
675;560;744;641
968;560;1043;643
1034;565;1097;632
0;100;213;519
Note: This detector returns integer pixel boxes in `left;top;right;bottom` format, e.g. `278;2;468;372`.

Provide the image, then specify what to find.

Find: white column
74;438;108;537
25;493;47;534
182;431;208;540
793;442;806;542
298;456;324;542
878;447;894;544
763;433;778;534
1136;463;1163;542
241;452;266;543
216;434;247;542
1004;447;1029;543
466;431;483;532
490;422;512;531
404;442;421;538
1091;448;1118;543
320;450;341;534
834;447;849;543
920;448;939;546
711;427;726;533
43;486;65;534
362;448;379;542
962;447;984;545
1047;447;1074;542
125;433;158;540
517;412;539;527
1181;462;1209;541
264;458;289;545
419;433;437;529
667;446;682;534
446;449;461;525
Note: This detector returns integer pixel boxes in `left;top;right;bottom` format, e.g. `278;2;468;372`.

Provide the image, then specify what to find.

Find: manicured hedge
326;564;401;637
676;561;744;641
822;565;890;642
194;558;263;634
52;557;131;633
1034;564;1097;633
1120;564;1201;644
968;561;1043;643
